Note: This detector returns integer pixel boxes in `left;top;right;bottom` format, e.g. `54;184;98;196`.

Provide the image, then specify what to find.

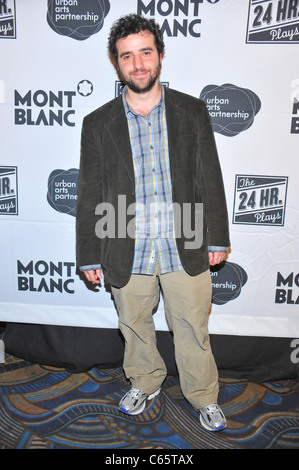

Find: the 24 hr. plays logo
0;166;18;215
0;0;16;38
246;0;299;43
233;175;288;226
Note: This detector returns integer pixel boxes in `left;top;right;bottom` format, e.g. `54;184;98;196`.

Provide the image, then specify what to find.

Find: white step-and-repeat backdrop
1;0;298;338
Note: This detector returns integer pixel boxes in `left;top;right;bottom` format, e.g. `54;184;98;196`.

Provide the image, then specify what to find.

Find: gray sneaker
119;387;160;415
199;404;226;431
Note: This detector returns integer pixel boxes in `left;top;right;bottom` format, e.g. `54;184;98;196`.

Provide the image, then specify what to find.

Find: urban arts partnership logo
137;0;219;38
200;84;261;137
233;175;288;226
246;0;299;43
0;166;18;215
47;0;110;40
47;168;78;217
0;0;16;38
210;262;248;305
14;80;93;127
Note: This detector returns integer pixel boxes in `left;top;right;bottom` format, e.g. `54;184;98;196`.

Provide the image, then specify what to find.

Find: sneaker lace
128;388;143;398
205;404;220;414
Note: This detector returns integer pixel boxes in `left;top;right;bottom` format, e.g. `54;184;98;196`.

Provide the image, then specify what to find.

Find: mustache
131;67;149;74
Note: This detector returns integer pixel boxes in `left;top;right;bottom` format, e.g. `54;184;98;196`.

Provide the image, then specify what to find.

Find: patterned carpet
0;353;298;450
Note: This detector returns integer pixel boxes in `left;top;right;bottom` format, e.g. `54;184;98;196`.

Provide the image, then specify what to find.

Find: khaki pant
111;265;219;409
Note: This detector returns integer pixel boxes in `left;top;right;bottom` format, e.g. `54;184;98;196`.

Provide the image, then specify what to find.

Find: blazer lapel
106;97;135;192
164;89;185;181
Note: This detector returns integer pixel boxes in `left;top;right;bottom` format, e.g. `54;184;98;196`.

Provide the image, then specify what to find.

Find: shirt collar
122;81;165;116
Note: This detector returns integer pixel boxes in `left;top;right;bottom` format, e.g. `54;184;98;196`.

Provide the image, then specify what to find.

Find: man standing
76;14;230;431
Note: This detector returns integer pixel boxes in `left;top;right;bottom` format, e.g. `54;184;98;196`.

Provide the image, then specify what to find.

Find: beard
121;62;161;94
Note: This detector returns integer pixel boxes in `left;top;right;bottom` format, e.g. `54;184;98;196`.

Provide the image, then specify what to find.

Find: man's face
116;30;162;94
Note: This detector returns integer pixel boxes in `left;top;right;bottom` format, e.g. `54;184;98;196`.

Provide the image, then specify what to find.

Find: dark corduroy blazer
76;87;230;287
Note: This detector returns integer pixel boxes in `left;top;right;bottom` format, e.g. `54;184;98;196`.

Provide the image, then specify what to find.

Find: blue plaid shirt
123;84;182;275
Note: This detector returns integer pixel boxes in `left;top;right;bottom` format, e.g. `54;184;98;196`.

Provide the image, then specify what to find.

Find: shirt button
150;145;153;150
152;168;155;172
154;191;157;195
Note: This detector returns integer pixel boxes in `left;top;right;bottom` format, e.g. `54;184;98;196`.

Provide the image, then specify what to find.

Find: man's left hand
209;252;226;266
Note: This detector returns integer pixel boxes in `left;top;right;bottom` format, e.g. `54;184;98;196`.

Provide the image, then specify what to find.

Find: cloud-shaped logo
200;84;261;137
211;261;248;305
47;169;79;217
47;0;110;41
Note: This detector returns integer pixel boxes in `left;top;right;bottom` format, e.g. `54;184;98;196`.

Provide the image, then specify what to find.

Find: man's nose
133;54;144;69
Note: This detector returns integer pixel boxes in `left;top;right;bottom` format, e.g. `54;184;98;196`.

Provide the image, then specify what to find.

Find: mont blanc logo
291;98;299;133
14;81;93;127
233;175;288;226
211;262;248;305
0;0;16;39
47;0;110;41
200;84;261;137
0;166;18;215
47;168;79;217
17;259;76;294
137;0;219;38
275;271;299;305
246;0;299;44
77;79;93;96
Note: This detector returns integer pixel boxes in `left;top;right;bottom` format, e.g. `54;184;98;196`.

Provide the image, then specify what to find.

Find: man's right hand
83;269;102;284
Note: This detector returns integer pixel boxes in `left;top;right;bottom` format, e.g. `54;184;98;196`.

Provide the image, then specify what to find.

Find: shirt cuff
208;246;228;253
79;264;101;272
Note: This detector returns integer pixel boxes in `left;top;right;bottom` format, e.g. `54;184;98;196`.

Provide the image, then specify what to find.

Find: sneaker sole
119;389;160;416
199;414;226;432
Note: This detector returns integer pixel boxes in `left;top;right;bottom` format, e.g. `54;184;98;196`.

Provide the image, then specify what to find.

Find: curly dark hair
108;14;165;64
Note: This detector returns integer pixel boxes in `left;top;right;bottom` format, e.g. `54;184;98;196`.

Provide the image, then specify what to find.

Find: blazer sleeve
197;101;230;248
76;113;102;268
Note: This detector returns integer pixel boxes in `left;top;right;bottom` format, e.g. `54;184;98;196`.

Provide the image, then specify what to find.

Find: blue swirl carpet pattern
0;354;298;449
